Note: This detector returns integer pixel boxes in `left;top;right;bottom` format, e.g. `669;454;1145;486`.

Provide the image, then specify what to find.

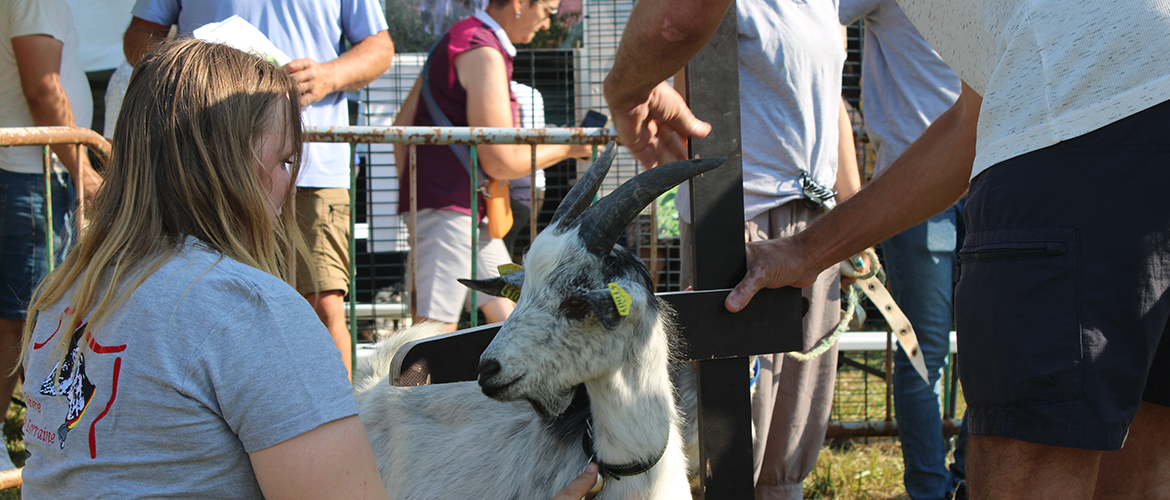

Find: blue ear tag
607;283;631;316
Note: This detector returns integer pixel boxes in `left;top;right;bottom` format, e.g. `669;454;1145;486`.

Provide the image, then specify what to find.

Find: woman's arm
394;75;424;181
457;47;591;180
249;415;390;500
835;98;861;202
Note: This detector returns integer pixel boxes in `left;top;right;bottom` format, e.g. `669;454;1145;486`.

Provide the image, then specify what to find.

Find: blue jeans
0;168;75;319
881;203;963;500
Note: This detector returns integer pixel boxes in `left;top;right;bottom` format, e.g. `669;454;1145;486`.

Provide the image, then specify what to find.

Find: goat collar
581;413;668;481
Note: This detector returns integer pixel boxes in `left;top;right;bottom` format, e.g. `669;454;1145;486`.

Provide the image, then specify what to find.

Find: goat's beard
526;385;576;420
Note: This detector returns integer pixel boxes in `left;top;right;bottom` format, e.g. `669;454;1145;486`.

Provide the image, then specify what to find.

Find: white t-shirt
21;239;358;498
897;0;1170;179
131;0;389;189
0;0;93;174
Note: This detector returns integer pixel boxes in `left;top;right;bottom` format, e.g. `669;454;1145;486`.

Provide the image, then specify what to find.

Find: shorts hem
297;278;349;296
0;311;27;321
966;407;1129;451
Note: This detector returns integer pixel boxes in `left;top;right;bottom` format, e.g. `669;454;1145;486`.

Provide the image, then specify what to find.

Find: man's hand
551;463;600;500
75;153;103;203
607;81;711;168
284;58;339;106
725;237;821;312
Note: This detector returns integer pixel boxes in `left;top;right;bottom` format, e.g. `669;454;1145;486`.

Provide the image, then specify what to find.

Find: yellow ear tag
608;282;631;317
498;263;523;276
500;284;522;303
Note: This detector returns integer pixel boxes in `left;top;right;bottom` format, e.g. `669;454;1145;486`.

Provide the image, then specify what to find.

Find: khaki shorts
407;208;514;324
295;188;351;295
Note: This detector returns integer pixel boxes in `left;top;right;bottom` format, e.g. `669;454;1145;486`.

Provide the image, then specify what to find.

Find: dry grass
802;351;966;499
805;439;912;500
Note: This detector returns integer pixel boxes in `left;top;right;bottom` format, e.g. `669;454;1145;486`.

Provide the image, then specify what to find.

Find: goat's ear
458;270;526;302
586;288;627;330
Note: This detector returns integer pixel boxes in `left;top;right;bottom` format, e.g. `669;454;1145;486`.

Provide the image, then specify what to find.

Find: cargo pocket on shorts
955;227;1081;407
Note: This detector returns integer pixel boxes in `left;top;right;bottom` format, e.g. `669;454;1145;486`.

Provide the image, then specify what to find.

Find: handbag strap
420;38;489;191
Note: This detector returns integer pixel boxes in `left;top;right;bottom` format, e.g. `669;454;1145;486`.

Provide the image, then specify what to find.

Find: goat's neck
582;318;676;466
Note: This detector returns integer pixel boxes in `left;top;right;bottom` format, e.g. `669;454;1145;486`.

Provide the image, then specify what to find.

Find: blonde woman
17;39;600;500
13;39;387;499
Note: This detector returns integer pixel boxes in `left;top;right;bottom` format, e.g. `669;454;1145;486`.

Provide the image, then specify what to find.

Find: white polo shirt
897;0;1170;179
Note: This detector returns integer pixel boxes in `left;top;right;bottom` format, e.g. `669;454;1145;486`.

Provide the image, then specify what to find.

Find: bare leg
1094;401;1170;499
0;319;21;421
479;297;514;324
412;317;457;334
968;435;1100;500
305;290;351;382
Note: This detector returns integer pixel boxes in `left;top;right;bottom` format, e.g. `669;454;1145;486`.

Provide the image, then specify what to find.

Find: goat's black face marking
559;296;590;321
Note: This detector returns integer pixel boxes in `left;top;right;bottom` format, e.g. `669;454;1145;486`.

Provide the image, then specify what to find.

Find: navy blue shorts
0;169;74;320
955;100;1170;451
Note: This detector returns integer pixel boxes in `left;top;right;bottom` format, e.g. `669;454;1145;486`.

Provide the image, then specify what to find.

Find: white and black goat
354;144;722;499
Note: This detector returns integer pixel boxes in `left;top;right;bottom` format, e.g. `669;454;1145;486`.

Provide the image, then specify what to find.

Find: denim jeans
881;203;963;500
0;168;75;319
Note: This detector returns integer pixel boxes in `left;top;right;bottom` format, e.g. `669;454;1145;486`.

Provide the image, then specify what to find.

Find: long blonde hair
21;39;306;365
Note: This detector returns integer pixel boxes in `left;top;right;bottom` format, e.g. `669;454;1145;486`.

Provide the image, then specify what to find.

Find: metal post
349;141;358;374
530;144;538;245
886;329;893;422
74;143;85;237
410;145;419;322
43;146;54;272
469;146;479;327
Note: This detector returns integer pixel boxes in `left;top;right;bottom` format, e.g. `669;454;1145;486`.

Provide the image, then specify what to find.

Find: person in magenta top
395;0;589;332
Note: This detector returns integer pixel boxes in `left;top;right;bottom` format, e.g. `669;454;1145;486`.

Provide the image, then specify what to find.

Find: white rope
786;248;881;362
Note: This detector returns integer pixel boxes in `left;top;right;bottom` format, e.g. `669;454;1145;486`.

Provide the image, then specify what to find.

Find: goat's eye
559;298;590;320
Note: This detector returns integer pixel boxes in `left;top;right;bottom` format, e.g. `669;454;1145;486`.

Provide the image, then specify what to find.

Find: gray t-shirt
21;240;357;499
679;0;846;222
739;0;845;219
838;0;960;173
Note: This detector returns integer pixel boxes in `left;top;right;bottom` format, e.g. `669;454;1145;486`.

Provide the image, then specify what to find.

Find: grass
802;351;967;499
0;386;24;500
805;439;911;499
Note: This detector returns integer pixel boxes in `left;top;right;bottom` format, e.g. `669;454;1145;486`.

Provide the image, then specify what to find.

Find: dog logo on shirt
35;317;126;458
39;324;96;448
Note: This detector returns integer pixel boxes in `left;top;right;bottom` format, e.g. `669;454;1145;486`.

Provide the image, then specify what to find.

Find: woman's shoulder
164;243;302;308
447;16;503;53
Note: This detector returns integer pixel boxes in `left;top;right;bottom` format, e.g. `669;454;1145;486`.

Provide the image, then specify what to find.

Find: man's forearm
324;31;394;93
798;86;981;272
25;84;90;183
124;17;169;65
602;0;733;110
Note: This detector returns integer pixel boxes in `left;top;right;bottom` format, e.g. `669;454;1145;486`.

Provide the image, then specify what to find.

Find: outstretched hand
725;237;822;313
608;82;712;169
551;464;601;500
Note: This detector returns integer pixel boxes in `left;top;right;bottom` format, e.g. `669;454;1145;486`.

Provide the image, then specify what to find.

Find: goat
354;144;723;499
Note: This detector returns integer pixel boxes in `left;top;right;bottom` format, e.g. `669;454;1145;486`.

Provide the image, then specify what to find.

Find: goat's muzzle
478;358;521;398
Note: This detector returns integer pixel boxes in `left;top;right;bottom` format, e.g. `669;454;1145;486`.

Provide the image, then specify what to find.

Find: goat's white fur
354;228;691;499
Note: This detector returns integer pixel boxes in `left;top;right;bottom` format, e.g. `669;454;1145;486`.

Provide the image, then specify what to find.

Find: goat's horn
550;142;618;228
574;157;725;256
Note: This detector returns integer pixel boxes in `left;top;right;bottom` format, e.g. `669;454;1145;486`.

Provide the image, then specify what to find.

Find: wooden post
684;3;801;497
